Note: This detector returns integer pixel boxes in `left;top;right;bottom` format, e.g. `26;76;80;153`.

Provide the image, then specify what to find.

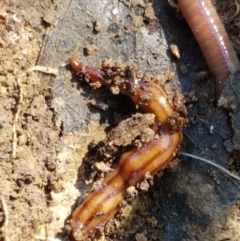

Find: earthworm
69;58;185;240
177;0;240;98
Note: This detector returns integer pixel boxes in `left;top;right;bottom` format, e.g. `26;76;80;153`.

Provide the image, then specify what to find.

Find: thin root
26;66;59;76
0;196;10;241
179;152;240;181
12;77;23;159
34;235;61;241
12;65;59;158
231;0;240;19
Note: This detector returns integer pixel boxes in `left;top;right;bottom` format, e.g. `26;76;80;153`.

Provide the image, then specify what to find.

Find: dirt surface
0;0;240;241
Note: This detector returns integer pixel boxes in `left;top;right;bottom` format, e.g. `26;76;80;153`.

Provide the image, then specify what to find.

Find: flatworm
69;58;186;240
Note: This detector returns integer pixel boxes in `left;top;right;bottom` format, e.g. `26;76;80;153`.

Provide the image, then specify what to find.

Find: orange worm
68;58;185;240
177;0;240;98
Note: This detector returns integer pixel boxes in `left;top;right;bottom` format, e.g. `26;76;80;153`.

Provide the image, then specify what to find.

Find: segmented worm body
69;58;185;240
177;0;240;98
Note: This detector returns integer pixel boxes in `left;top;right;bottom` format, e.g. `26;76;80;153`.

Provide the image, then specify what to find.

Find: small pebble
85;44;96;55
169;44;180;59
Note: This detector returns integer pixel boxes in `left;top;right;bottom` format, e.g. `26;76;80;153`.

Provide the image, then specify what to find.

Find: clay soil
0;0;240;241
